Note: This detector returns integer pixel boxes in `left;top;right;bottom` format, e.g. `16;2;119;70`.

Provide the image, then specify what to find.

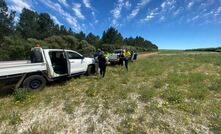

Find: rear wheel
23;75;46;90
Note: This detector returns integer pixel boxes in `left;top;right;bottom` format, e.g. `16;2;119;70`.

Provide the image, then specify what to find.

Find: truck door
65;51;85;75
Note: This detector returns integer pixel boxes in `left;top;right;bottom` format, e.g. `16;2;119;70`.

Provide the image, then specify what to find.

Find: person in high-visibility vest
123;48;131;71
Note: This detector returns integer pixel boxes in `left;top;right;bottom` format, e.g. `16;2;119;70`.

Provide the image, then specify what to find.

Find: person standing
94;49;102;74
123;48;131;71
30;43;43;63
98;52;107;77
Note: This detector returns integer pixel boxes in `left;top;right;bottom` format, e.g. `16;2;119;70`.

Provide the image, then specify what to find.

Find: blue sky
6;0;221;49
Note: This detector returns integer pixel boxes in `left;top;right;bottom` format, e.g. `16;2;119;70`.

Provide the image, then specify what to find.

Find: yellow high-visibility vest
124;51;131;58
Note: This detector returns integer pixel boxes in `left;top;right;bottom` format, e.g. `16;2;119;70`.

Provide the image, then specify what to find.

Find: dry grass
0;51;221;134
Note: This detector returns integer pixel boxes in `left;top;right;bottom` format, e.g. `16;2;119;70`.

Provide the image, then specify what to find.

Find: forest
0;0;158;60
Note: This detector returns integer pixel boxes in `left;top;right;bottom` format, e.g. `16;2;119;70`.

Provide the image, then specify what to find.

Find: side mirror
81;56;85;59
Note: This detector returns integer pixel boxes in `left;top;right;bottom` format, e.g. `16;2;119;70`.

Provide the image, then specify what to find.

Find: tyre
86;65;95;76
23;75;46;90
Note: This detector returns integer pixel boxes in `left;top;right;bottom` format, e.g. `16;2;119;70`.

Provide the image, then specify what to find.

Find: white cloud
111;0;132;26
144;15;154;21
160;16;166;22
14;16;19;23
66;17;78;28
173;8;183;16
58;0;68;7
192;15;199;21
187;2;194;9
50;14;62;25
214;7;221;16
82;0;96;17
128;0;151;20
141;8;159;22
83;0;92;9
8;0;31;13
72;3;85;20
161;0;176;11
40;0;80;31
125;1;132;9
111;0;125;19
187;15;199;22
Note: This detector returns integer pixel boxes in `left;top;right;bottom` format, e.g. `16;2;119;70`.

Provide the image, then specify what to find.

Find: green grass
0;51;221;133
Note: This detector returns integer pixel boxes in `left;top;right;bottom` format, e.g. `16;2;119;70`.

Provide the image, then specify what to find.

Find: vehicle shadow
0;85;14;98
0;76;82;98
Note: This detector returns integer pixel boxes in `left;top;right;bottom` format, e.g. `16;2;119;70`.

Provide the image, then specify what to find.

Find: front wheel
86;65;95;76
23;75;46;90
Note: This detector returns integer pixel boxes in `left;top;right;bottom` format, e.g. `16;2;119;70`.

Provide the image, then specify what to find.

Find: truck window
67;52;82;59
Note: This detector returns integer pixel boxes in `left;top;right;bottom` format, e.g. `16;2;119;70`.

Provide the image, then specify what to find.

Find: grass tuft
13;88;29;102
161;89;185;104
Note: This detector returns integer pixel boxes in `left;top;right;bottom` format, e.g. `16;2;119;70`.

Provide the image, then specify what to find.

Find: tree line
0;0;158;61
185;47;221;52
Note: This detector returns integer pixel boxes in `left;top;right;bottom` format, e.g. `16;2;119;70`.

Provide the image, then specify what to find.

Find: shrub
78;40;96;57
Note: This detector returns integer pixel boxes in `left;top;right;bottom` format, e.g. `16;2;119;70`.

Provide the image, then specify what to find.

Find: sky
6;0;221;49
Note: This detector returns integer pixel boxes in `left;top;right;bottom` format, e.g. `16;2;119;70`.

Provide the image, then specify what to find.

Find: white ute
0;47;95;90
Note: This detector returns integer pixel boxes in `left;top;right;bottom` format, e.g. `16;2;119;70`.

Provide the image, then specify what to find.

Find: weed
115;100;137;115
118;118;146;134
188;72;205;83
209;113;221;133
9;111;22;125
85;88;97;97
161;89;185;104
189;84;209;100
167;73;188;86
62;101;75;114
153;79;165;89
209;79;221;92
177;102;201;115
139;87;156;102
13;88;28;102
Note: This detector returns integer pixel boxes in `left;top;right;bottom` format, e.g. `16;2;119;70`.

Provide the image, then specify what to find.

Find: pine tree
101;27;123;44
86;32;100;47
38;13;54;39
0;0;15;42
17;8;39;39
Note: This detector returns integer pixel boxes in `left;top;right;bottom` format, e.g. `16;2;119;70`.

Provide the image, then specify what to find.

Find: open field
0;51;221;134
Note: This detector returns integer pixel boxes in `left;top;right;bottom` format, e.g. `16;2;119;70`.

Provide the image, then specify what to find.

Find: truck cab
44;49;94;78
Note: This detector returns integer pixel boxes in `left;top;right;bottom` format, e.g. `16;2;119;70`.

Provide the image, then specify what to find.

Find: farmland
0;51;221;134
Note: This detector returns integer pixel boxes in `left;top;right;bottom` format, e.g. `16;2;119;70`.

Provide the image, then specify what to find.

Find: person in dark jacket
94;49;103;74
30;43;43;63
98;52;107;77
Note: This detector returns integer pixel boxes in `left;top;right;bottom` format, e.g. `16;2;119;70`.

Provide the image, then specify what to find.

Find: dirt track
139;52;158;59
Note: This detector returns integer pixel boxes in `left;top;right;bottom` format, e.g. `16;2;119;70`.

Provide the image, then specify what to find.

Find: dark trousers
124;59;129;70
119;58;123;66
99;65;106;77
